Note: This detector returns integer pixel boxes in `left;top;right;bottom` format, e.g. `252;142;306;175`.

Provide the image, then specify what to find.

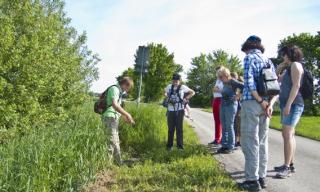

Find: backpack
162;85;183;108
94;85;120;114
287;66;314;100
255;55;280;97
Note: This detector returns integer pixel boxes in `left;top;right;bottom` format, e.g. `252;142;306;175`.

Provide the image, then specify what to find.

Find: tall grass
108;104;238;191
0;102;239;191
0;102;108;191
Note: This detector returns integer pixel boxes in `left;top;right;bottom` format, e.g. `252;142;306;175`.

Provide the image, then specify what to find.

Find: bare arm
266;95;279;118
164;88;168;98
112;100;130;117
112;100;134;124
185;89;195;100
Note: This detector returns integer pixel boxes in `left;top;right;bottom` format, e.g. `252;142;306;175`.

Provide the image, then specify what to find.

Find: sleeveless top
279;64;304;106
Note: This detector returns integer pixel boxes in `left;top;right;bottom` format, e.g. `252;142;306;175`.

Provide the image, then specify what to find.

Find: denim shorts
280;103;304;127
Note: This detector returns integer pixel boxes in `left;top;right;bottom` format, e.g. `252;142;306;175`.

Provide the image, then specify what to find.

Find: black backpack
288;66;314;100
255;55;280;97
94;85;120;114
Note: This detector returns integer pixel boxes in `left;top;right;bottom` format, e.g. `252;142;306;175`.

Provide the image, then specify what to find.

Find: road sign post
136;46;149;104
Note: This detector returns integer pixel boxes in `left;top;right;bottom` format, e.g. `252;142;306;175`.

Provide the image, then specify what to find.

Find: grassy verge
0;102;108;191
270;115;320;141
201;107;320;141
107;104;238;191
0;102;238;191
202;107;212;113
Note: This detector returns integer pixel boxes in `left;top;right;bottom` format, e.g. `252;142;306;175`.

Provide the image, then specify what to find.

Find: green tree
117;43;181;102
0;0;99;133
143;43;182;102
187;50;242;107
278;32;320;115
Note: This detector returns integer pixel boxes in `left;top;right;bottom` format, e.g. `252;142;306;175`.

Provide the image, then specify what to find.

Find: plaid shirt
242;49;268;101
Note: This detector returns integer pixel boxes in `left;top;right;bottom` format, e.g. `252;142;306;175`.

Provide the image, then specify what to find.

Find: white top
165;84;191;111
213;79;223;98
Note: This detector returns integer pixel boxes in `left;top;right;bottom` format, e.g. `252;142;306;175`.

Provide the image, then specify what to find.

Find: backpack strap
176;85;183;102
105;85;121;109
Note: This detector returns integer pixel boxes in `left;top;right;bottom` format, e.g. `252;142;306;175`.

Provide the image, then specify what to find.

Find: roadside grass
270;115;320;141
0;101;239;191
0;102;109;191
202;107;212;113
108;104;239;192
201;107;320;141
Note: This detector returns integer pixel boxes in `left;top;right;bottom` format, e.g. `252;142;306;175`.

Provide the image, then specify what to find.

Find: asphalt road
186;108;320;192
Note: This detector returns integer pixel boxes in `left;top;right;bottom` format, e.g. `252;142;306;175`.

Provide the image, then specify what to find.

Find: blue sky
64;0;320;92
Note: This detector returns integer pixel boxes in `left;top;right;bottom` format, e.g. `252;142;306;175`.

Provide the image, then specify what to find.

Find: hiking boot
238;180;261;191
258;178;267;189
208;140;221;145
216;147;233;154
276;166;291;179
177;146;184;150
274;164;295;173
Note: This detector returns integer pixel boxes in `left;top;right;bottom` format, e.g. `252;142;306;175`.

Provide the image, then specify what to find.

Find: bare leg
282;125;294;166
291;129;296;164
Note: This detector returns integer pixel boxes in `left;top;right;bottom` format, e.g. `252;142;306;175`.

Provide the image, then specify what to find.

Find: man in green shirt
102;77;135;165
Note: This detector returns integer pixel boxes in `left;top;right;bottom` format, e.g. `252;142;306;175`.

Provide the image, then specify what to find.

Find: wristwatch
258;98;264;104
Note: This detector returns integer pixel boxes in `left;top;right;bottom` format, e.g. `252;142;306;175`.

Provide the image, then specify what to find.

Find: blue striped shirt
242;49;268;101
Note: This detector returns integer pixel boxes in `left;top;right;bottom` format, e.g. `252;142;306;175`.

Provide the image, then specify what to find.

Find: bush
0;0;98;134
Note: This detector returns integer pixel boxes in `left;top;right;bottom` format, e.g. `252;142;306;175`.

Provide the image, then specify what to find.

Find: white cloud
65;0;320;92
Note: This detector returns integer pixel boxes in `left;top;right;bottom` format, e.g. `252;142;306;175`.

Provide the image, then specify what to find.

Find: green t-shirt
102;85;122;119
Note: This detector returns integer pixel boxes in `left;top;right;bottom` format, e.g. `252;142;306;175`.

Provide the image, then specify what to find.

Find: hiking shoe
258;178;267;189
216;147;233;154
274;164;295;173
238;180;261;191
208;140;221;145
276;166;291;179
177;146;184;150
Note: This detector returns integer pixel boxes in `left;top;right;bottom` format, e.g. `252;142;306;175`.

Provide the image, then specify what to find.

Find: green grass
0;102;109;191
270;115;320;141
0;102;238;191
201;106;320;141
202;107;212;113
108;104;238;192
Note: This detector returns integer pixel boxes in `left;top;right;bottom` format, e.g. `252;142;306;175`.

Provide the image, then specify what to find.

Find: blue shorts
280;103;304;127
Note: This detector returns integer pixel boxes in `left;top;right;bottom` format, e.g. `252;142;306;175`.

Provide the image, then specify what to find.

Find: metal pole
137;47;145;104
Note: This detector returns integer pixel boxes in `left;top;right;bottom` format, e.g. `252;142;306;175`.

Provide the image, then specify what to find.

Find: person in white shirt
164;74;195;150
209;66;224;145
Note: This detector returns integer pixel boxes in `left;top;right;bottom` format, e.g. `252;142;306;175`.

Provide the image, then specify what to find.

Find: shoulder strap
169;84;174;96
105;85;120;108
177;85;183;102
254;53;270;68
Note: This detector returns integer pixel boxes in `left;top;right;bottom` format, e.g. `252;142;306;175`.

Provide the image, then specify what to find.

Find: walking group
96;35;311;191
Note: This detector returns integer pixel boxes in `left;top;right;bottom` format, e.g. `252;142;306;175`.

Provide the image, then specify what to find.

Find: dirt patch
82;170;116;192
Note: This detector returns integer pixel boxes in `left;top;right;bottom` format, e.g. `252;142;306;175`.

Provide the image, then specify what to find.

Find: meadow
202;106;320;141
0;102;238;191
